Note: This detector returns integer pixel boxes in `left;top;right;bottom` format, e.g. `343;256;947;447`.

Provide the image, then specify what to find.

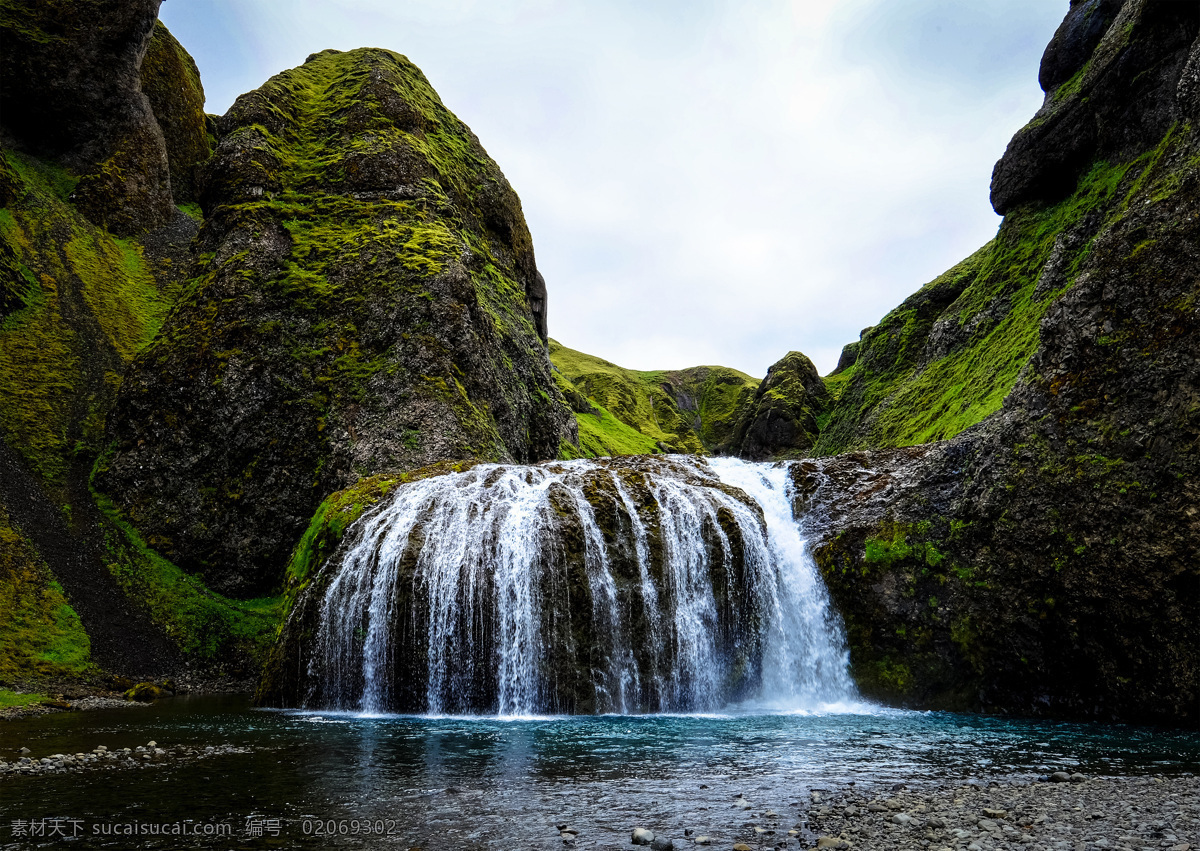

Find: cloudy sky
160;0;1066;378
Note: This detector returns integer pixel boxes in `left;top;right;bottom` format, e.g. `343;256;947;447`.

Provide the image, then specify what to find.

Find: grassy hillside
814;140;1170;456
550;339;759;457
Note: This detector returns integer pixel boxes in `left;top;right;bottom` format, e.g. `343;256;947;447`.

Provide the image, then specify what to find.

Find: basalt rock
721;351;830;461
803;0;1200;725
139;21;212;202
990;0;1199;215
96;49;577;596
0;0;175;234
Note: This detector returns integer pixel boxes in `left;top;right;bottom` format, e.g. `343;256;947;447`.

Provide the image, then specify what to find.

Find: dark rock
96;48;577;595
1038;0;1125;94
0;0;175;234
139;20;212;202
991;0;1199;214
799;0;1200;727
722;351;830;461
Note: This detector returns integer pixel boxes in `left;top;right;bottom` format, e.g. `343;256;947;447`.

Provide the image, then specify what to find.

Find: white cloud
160;0;1066;377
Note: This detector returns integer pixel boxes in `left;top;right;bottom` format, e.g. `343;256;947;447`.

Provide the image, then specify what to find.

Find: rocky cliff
0;0;175;234
0;5;278;682
95;48;577;597
798;0;1200;725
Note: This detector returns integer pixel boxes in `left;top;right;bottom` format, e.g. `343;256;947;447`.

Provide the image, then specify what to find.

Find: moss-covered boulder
720;351;830;460
550;339;759;457
140;20;212;202
258;455;767;713
0;0;174;234
96;49;577;596
798;0;1200;725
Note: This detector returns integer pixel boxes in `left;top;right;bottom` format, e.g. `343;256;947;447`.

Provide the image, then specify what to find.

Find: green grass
0;689;51;708
550;339;758;456
92;490;283;662
815;127;1185;455
0;509;92;680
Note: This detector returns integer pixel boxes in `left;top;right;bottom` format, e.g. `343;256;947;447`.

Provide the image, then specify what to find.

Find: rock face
96;49;577;596
0;0;175;234
800;0;1199;725
720;351;830;460
991;0;1198;214
139;21;212;202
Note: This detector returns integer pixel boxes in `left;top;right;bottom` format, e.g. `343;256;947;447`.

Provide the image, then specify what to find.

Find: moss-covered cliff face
140;20;212;202
0;5;286;683
96;49;577;597
0;0;175;235
550;339;759;458
800;0;1200;725
816;0;1200;459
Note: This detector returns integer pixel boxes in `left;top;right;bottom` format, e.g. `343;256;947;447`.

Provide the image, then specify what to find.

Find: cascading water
286;456;856;715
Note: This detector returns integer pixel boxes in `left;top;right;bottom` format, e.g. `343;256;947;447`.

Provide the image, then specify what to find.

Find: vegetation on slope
815;142;1169;456
96;48;575;596
0;504;91;681
550;339;758;457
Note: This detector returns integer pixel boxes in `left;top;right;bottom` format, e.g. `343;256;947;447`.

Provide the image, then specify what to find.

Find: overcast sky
160;0;1066;378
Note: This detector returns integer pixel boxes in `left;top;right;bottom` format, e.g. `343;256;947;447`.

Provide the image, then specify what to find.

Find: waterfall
294;456;856;715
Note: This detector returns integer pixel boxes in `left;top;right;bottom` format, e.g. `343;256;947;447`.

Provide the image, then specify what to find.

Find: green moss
816;131;1182;455
0;150;174;487
92;490;282;662
550;339;758;456
0;507;92;680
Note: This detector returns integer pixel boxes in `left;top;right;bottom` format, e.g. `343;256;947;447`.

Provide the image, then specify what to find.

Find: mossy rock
124;681;173;702
97;48;576;596
139;20;212;202
0;0;175;234
720;350;829;460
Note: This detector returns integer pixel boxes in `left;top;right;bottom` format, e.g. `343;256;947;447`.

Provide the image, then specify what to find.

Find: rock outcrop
991;0;1198;214
139;20;212;202
719;351;830;460
0;0;175;234
799;0;1200;725
96;49;577;596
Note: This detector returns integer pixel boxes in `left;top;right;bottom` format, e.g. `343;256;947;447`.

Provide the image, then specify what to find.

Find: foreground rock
803;775;1198;851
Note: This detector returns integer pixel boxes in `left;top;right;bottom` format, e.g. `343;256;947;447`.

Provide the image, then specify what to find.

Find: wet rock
650;836;674;851
631;827;655;845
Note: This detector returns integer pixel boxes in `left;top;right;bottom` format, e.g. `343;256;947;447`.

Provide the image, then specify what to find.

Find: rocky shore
797;775;1197;851
0;741;253;780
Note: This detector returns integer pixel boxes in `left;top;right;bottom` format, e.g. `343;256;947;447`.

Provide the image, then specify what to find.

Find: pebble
803;774;1199;851
649;836;673;851
631;827;654;845
0;741;253;780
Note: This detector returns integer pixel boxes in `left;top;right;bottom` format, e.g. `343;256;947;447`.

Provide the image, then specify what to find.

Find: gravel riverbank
797;775;1197;851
